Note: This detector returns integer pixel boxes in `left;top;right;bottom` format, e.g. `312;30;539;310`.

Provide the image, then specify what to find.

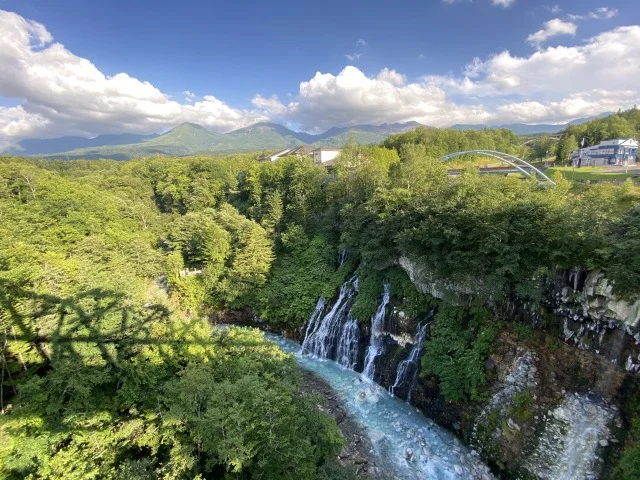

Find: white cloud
252;66;492;132
443;0;513;6
491;0;515;8
425;26;640;124
569;7;618;21
548;5;561;14
526;18;577;47
0;10;266;145
344;39;367;62
1;9;639;144
251;94;288;116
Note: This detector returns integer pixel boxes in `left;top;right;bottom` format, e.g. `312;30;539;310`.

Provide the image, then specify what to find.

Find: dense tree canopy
0;156;345;480
2;116;640;477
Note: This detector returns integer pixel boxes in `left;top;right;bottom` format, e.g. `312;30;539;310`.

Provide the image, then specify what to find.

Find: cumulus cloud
526;18;577;47
252;94;288;116
252;66;492;132
0;10;266;144
1;9;639;144
356;38;367;47
426;26;640;124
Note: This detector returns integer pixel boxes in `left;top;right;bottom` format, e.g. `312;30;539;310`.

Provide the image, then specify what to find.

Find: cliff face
376;257;640;479
398;256;640;372
374;319;628;479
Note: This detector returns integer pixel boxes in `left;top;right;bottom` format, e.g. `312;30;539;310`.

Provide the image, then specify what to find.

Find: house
572;138;638;167
311;147;342;166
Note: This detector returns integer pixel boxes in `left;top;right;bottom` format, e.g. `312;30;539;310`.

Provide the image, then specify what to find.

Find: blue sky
0;0;639;142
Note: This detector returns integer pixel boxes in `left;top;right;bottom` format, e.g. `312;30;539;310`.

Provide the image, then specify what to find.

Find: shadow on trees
0;279;264;417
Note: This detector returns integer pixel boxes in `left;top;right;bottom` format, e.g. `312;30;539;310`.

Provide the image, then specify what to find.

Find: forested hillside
555;107;640;162
2;122;640;478
0;155;347;479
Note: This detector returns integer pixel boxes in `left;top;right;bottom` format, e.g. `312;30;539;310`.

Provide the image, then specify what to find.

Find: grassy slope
547;166;640;182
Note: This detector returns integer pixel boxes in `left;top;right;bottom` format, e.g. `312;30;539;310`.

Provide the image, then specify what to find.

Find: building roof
598;138;638;147
311;147;342;152
257;147;303;162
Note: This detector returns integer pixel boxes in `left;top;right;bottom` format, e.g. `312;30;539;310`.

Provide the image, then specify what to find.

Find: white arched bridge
439;150;555;185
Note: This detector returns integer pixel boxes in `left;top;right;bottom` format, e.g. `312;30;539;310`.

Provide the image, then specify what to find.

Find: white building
311;147;342;166
572;138;638;167
257;147;299;163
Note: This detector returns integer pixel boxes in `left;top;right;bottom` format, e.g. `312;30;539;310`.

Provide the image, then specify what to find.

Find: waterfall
301;297;326;351
338;249;347;266
389;311;433;401
525;393;615;480
336;314;360;370
362;280;390;381
301;278;357;360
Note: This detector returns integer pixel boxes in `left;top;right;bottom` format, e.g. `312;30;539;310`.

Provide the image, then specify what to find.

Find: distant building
257;147;298;163
572;138;638;167
257;146;313;163
311;147;342;166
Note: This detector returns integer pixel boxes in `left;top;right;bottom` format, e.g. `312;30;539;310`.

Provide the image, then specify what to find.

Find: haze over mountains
1;115;609;160
1;122;426;159
451;113;612;135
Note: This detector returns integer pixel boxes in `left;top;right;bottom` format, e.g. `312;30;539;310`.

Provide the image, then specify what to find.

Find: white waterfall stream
390;312;433;401
525;393;615;480
362;280;390;381
336;314;360;369
301;277;357;361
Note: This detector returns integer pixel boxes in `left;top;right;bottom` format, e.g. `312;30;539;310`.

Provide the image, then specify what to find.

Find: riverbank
300;370;378;477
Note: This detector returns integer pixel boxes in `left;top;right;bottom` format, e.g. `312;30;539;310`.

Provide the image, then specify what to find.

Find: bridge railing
439;150;556;185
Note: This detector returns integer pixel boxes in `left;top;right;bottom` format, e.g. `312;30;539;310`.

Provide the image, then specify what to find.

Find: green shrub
421;305;497;402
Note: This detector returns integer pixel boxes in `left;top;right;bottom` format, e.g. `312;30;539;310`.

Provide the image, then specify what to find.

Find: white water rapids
267;333;495;480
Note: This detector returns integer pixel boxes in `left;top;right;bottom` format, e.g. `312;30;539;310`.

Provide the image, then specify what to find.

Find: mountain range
0;121;427;160
451;113;612;135
1;115;609;160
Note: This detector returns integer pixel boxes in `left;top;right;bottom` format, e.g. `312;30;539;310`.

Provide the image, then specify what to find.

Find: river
266;333;494;480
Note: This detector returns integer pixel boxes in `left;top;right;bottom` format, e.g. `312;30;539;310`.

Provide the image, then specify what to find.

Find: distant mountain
567;112;614;125
33;123;225;160
2;132;159;156
222;122;306;149
451;113;614;135
314;121;426;141
451;123;567;135
3;121;426;160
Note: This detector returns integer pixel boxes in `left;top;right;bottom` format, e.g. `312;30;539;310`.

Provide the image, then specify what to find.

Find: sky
0;0;639;145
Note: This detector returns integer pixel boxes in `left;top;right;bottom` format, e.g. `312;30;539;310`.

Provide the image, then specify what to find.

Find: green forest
2;118;640;479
